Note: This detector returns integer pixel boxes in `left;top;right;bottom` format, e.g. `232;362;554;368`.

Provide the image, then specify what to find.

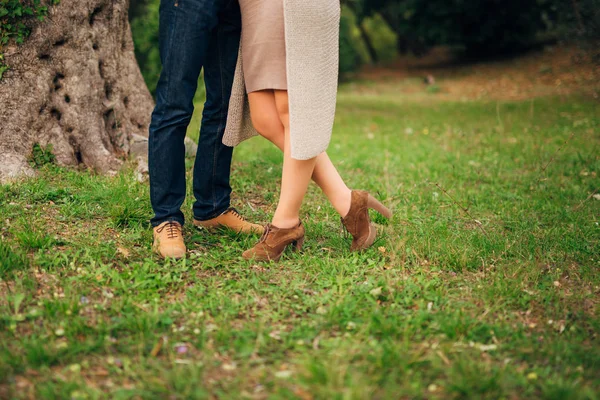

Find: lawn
1;75;599;398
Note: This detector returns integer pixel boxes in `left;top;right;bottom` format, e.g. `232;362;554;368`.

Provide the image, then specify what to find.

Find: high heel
243;221;305;262
342;190;392;252
367;194;393;219
293;236;305;252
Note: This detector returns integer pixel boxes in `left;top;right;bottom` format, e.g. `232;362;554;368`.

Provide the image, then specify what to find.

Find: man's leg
149;0;222;228
192;0;241;221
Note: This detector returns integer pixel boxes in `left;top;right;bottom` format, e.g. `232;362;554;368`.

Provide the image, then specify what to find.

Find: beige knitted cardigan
222;0;341;160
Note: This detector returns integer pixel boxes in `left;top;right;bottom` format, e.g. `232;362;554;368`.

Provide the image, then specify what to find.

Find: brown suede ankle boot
341;191;392;251
242;221;305;262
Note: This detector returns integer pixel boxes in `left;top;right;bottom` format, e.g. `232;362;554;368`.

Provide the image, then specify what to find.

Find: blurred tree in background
129;0;161;95
552;0;600;61
130;0;599;94
345;0;551;56
339;9;363;76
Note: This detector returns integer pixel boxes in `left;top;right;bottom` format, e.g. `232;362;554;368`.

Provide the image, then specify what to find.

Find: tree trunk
0;0;154;183
357;21;379;63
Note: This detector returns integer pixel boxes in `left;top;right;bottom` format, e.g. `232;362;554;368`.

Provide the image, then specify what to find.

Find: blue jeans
149;0;241;227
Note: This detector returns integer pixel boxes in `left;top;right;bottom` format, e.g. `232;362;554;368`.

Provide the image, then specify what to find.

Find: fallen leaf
436;350;451;366
117;246;130;258
92;367;109;377
222;363;237;371
150;337;166;357
67;364;81;373
477;343;498;352
312;336;320;350
275;370;293;379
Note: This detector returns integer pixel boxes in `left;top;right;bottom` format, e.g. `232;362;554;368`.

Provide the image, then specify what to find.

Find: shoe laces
340;217;350;239
157;222;181;239
227;207;246;221
258;224;272;243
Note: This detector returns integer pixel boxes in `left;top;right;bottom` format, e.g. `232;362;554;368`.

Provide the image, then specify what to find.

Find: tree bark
0;0;154;183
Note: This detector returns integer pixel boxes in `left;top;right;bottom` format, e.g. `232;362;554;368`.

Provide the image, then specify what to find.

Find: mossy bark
0;0;154;182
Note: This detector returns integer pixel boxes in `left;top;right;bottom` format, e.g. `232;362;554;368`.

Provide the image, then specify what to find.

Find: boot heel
293;236;305;252
367;194;392;219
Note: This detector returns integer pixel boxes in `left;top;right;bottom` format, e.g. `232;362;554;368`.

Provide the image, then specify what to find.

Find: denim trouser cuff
151;216;185;228
193;203;230;222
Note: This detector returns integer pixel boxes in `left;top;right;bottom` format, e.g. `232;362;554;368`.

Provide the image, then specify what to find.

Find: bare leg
248;91;351;217
311;153;352;217
268;90;317;228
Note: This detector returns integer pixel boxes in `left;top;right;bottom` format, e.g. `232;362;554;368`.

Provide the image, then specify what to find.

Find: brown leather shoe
242;222;305;262
153;221;186;259
341;191;392;251
193;208;264;235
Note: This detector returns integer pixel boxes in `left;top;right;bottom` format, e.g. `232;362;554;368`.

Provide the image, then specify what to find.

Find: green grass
0;85;599;399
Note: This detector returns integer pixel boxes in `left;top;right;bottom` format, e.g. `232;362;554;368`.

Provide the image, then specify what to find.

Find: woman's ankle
271;216;301;229
334;188;352;217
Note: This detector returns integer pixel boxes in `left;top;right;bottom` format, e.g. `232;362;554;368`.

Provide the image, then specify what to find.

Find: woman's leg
270;90;318;228
247;90;285;145
245;90;391;256
248;92;352;218
311;153;352;217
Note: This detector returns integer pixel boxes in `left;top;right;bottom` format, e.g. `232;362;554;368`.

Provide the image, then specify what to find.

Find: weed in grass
13;224;56;251
0;239;28;280
110;202;148;228
28;143;56;168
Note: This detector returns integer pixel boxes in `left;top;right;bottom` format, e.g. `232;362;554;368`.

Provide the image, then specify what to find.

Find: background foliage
129;0;160;95
129;0;598;95
551;0;600;60
345;0;556;56
0;0;597;85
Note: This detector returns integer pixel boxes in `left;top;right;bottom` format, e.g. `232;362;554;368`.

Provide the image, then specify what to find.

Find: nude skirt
238;0;288;93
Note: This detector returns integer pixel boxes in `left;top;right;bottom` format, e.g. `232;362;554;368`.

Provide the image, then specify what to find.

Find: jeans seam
212;23;226;213
163;6;179;108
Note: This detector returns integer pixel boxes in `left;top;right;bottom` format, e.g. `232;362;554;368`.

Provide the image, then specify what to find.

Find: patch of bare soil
358;45;600;101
